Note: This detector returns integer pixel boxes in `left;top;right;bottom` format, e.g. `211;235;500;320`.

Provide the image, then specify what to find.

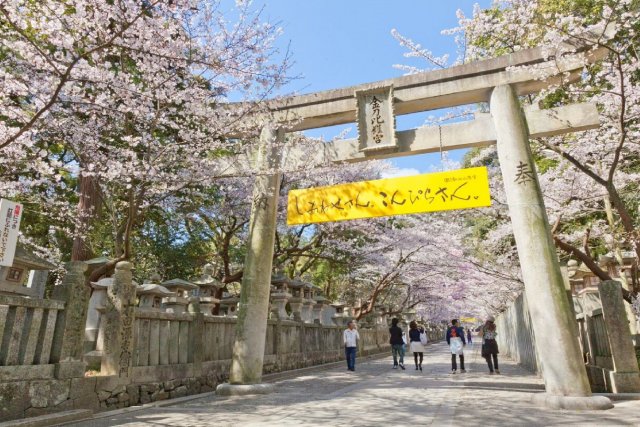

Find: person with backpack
408;321;427;371
479;316;500;374
389;317;406;370
446;319;466;374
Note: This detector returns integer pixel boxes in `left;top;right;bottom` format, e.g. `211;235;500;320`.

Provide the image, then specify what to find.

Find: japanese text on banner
287;167;491;225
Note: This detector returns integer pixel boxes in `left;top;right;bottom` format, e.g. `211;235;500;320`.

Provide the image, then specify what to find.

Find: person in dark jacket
446;319;466;374
389;318;405;370
479;316;500;374
466;327;472;344
408;321;426;371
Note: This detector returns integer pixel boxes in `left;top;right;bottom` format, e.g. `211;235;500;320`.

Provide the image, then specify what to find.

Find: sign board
356;85;396;153
287;167;491;225
0;199;23;267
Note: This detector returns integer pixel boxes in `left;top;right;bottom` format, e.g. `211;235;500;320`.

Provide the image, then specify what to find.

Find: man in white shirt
343;320;360;372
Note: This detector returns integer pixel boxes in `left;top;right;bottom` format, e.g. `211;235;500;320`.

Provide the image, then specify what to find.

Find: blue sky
251;1;492;176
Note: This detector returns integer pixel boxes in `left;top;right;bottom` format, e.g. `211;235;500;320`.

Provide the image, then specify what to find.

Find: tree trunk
71;172;101;261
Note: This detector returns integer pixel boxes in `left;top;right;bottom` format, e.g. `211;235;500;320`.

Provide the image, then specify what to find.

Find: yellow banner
287;167;491;225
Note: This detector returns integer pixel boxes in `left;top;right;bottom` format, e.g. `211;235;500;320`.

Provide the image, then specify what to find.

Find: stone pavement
67;341;640;426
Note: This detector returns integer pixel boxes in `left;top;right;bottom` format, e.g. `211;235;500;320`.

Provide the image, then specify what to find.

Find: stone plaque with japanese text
356;85;396;153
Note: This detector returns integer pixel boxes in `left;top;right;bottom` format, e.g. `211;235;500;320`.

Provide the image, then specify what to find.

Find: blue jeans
392;344;405;365
345;346;357;370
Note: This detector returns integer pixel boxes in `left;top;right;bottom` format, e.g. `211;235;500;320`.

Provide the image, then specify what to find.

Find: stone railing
0;295;63;372
0;260;446;423
494;292;539;374
133;311;196;367
496;281;640;394
0;262;92;421
574;282;640;393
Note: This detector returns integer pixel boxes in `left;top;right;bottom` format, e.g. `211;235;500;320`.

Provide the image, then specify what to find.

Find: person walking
479;316;500;374
466;327;473;344
343;320;360;372
389;318;406;370
408;321;426;371
446;319;466;374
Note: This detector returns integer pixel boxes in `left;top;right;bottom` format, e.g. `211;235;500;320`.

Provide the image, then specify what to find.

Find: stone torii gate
217;32;614;409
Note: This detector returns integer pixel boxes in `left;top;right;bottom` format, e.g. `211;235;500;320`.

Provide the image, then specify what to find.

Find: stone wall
494;293;540;374
1;315;392;422
496;284;640;394
0;259;443;422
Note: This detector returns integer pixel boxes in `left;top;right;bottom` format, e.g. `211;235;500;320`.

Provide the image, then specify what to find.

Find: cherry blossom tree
392;0;640;312
0;0;290;276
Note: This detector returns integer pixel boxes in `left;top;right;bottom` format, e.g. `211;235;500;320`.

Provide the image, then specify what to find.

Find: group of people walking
388;318;428;370
442;317;501;374
342;316;501;375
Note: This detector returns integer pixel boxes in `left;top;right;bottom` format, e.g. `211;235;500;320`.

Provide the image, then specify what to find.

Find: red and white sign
0;199;23;267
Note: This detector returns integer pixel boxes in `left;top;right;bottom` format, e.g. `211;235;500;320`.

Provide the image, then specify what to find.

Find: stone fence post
26;269;49;298
50;261;91;379
598;280;640;393
189;302;204;372
101;261;136;377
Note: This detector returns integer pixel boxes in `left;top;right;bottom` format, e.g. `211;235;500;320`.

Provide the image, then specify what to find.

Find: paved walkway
70;342;640;426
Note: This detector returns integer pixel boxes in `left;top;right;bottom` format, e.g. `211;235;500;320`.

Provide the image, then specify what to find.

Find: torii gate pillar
491;85;612;410
217;125;282;396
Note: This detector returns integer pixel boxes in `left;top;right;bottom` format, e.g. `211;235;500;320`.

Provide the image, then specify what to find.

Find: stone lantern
402;309;417;324
313;293;329;325
270;272;292;320
219;294;240;317
85;276;113;357
331;302;348;327
287;279;305;322
301;283;316;323
193;263;223;316
161;278;198;314
374;304;388;327
137;282;174;312
0;243;56;298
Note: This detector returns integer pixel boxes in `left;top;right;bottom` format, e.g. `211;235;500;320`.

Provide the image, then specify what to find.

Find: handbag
481;343;489;358
419;331;428;346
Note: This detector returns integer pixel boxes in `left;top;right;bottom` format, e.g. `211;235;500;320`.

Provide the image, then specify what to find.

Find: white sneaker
451;370;457;374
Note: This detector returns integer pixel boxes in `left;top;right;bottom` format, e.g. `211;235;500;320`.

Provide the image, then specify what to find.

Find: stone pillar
289;297;303;322
101;261;136;378
312;302;325;324
302;300;314;323
598;280;640;392
189;302;205;374
26;269;48;298
223;126;283;391
270;293;290;320
50;262;90;379
491;85;611;409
